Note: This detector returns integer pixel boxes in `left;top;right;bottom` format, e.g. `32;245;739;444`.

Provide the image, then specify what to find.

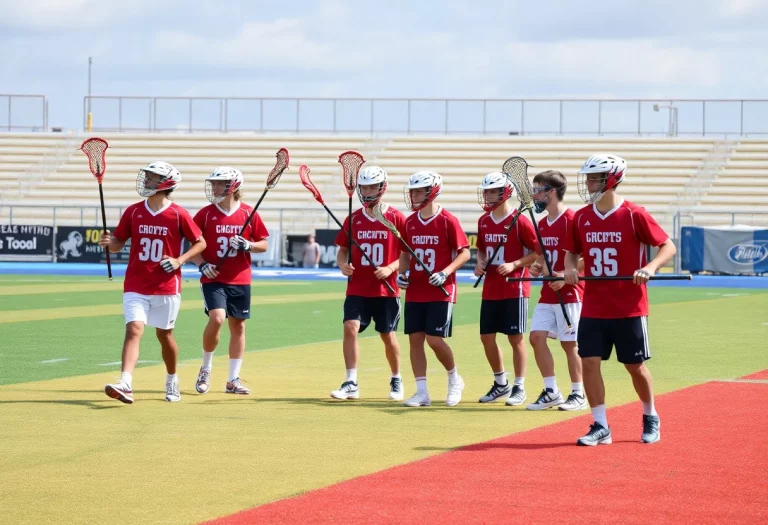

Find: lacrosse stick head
80;138;109;183
265;148;290;190
338;151;365;198
477;171;514;212
299;165;325;205
371;202;401;239
501;157;534;211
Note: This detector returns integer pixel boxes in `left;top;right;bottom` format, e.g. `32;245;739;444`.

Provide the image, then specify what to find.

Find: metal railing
82;96;768;137
0;94;48;131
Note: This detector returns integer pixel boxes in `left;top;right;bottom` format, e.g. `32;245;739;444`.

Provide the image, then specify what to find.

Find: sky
1;0;767;134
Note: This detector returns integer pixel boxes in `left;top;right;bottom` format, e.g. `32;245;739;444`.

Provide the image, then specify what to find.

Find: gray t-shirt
302;241;321;267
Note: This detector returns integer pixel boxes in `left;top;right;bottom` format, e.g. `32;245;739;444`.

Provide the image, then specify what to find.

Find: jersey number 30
138;238;164;262
589;247;618;276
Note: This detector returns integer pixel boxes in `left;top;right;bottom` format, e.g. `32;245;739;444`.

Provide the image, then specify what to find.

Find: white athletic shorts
530;302;582;342
123;292;181;330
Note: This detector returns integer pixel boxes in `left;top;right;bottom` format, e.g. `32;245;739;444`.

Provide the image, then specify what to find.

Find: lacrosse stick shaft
506;275;693;282
320;204;396;294
393;234;450;297
98;183;113;280
527;208;572;328
472;206;524;288
215;188;267;271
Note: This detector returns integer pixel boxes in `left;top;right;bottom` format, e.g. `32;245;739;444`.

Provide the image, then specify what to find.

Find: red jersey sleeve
476;216;486;251
179;208;202;243
448;214;470;252
632;207;669;247
334;215;351;247
249;213;269;242
564;212;583;255
113;207;133;241
193;209;206;232
517;215;541;255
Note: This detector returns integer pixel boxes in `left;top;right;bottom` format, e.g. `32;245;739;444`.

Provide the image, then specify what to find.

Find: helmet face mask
136;161;181;198
577;154;626;204
356;166;388;207
205;166;243;204
404;170;442;211
477;172;513;212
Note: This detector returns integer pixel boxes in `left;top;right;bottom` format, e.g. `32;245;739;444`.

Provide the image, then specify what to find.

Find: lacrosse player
474;172;540;406
331;166;405;401
398;171;470;407
99;161;206;403
190;167;269;396
525;170;586;411
563;154;676;446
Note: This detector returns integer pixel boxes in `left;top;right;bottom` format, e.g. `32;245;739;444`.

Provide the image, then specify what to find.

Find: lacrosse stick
372;202;450;297
339;151;365;273
472;190;532;289
216;148;289;270
80;137;112;280
506;275;692;282
299;165;396;294
503;156;572;329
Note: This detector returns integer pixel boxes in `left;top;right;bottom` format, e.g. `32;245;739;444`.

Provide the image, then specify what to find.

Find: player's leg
576;317;612;446
425;302;463;407
224;285;251;395
616;316;660;443
149;294;182;402
331;296;366;400
478;299;511;402
557;302;586;411
197;283;228;394
504;298;529;406
403;302;431;407
105;293;148;403
374;297;403;400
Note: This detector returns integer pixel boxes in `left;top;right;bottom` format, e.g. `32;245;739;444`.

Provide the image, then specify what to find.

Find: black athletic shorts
480;298;528;336
577;316;650;364
201;283;251;319
343;296;401;334
404;301;454;337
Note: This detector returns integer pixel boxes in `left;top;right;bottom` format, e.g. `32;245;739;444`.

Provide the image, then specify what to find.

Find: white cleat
195;367;211;394
330;381;359;400
403;390;431;407
445;375;465;407
526;389;565;411
389;377;404;401
105;381;133;404
165;379;181;402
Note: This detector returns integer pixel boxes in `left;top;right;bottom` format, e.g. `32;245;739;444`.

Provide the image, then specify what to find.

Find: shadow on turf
414;439;641;452
0;398;121;410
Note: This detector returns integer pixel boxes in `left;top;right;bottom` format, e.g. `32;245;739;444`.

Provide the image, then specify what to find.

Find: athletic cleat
577;422;612;446
504;385;527;406
195;367;211;394
558;392;588;411
225;378;250;395
526;389;564;410
165;379;181;402
105;381;133;404
445;375;465;407
403;390;431;407
478;382;512;403
389;377;404;401
641;414;661;444
330;381;359;400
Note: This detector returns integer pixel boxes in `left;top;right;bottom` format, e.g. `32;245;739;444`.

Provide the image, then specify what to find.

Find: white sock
229;359;242;382
447;367;458;380
415;377;427;393
543;376;559;394
346;368;358;384
572;382;584;395
591;404;608;428
202;350;214;370
493;371;507;386
642;399;658;416
120;372;132;388
391;372;401;379
166;373;178;384
514;376;525;388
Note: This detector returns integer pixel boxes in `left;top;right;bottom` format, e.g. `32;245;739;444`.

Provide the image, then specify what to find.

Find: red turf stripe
740;369;768;380
204;382;768;525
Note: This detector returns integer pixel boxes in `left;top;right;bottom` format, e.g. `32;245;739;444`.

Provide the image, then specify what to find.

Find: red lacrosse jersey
565;199;669;319
404;207;470;303
335;205;406;298
114;200;202;296
193;202;269;286
537;208;585;305
476;209;541;300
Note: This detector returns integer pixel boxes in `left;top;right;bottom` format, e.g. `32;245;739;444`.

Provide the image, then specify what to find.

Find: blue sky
1;0;767;133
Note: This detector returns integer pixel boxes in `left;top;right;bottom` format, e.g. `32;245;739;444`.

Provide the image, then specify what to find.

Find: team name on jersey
586;231;622;243
138;225;169;235
357;230;388;240
411;235;440;245
541;236;559;247
484;233;507;243
215;224;242;234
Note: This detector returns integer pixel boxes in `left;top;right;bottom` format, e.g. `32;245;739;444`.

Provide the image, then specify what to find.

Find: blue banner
681;226;768;274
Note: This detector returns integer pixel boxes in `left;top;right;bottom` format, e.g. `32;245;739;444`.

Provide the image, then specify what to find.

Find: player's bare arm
373;259;398;281
98;230;125;253
337;246;354;276
248;239;268;254
161;236;207;273
441;247;471;277
497;251;538;276
396;251;411;289
634;238;677;285
563;251;581;285
474;249;487;277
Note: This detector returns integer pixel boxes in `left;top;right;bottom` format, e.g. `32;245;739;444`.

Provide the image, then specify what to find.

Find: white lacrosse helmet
205;166;244;204
404;170;443;211
477;172;514;212
577;153;627;204
356;166;388;207
136;161;181;197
